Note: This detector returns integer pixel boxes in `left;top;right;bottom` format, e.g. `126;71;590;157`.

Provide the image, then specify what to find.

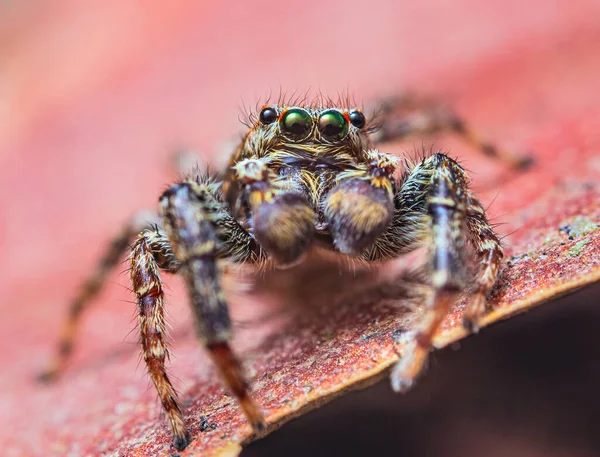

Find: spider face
225;103;375;221
226;104;375;228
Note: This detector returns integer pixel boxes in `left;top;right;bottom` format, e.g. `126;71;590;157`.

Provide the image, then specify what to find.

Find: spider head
230;101;374;184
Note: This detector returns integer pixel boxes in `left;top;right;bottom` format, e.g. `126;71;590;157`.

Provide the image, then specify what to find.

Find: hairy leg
41;151;218;382
39;210;159;382
461;197;503;332
158;178;263;450
389;153;474;392
130;228;189;449
370;93;532;169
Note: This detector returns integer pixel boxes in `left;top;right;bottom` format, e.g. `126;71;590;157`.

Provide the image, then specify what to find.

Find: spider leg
461;196;503;332
156;178;263;450
370;93;532;169
38;210;159;382
387;153;493;392
130;228;188;449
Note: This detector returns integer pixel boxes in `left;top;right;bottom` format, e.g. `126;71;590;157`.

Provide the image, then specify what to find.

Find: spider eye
349;110;366;129
259;107;278;124
280;108;313;140
318;110;349;141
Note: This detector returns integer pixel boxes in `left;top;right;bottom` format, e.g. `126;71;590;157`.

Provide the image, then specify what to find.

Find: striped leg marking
391;154;469;392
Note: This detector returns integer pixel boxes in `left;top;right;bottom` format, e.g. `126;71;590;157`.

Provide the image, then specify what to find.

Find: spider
40;92;531;451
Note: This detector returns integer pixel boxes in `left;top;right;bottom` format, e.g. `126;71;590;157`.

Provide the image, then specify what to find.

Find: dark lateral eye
318;109;349;141
349;110;366;129
280;108;313;139
259;107;278;124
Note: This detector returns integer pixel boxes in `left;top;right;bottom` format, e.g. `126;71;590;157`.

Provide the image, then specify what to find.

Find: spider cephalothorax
225;103;398;266
42;92;531;451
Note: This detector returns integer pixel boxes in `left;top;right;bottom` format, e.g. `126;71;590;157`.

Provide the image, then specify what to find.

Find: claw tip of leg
462;317;480;334
36;370;57;384
514;154;535;170
173;431;192;451
390;373;414;393
252;419;267;435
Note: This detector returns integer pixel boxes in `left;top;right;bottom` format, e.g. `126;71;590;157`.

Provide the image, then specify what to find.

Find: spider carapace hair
41;93;531;451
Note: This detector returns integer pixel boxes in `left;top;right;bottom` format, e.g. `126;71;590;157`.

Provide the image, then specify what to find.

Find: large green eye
318;109;349;141
280;108;313;140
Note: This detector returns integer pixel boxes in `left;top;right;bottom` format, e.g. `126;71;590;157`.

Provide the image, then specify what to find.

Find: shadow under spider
57;248;427;379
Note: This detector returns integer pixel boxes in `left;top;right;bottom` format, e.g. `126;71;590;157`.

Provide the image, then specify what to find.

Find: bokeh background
2;1;600;456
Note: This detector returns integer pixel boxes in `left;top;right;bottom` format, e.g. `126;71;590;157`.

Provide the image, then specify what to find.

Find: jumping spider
41;93;530;451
